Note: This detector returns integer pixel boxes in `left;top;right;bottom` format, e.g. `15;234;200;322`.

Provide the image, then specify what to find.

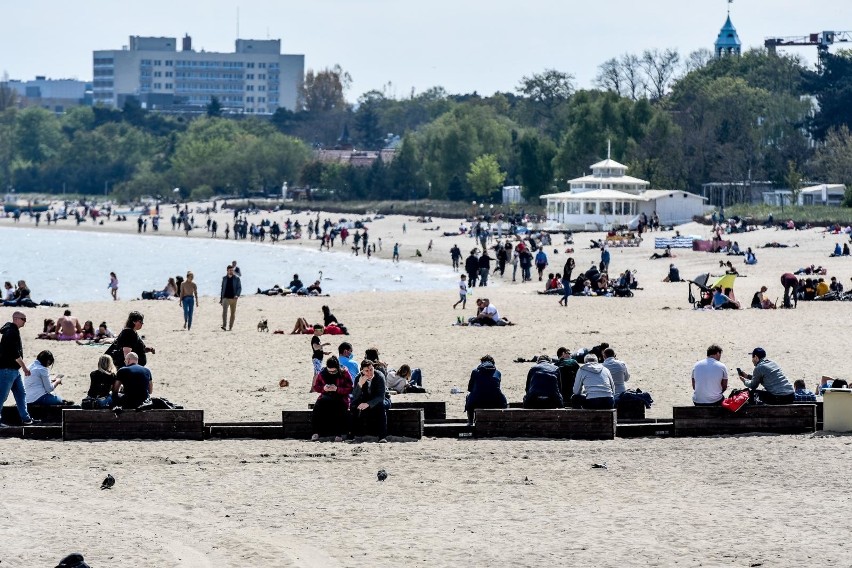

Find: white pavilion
540;148;708;230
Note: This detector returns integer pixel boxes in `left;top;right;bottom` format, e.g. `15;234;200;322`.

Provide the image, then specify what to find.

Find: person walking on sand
180;271;200;330
0;312;35;426
220;265;241;331
453;274;468;309
108;272;118;301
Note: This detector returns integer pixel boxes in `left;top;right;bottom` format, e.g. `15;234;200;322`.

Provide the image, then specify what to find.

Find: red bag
721;389;750;413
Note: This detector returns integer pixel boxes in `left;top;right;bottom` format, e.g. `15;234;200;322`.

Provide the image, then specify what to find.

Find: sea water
0;227;456;302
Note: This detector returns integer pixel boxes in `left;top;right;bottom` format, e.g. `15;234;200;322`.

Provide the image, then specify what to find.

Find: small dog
257;318;269;332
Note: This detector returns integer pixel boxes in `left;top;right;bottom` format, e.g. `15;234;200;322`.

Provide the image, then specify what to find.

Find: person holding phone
310;356;353;441
738;348;795;405
25;350;72;406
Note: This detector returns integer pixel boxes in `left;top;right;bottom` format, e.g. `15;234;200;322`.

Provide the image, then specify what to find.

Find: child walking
453;274;468;309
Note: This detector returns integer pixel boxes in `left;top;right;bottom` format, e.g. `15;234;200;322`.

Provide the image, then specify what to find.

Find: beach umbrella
712;273;737;290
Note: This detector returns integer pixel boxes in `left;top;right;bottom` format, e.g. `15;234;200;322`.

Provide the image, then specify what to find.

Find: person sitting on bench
112;351;152;409
555;347;580;397
523;355;563;408
87;355;117;408
25;350;71;406
310;356;353;442
571;353;615;409
737;347;795;405
793;379;817;402
464;354;507;425
350;360;389;440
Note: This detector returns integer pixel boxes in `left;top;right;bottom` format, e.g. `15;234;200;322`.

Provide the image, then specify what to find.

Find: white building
799;184;846;206
2;77;91;113
540;155;708;230
93;35;303;114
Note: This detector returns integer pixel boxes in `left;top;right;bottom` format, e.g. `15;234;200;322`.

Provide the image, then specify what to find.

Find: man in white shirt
692;344;728;406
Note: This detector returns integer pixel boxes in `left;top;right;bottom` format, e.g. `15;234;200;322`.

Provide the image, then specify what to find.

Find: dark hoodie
465;361;507;411
0;321;23;369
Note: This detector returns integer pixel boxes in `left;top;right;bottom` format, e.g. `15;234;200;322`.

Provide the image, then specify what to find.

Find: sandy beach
2;207;851;566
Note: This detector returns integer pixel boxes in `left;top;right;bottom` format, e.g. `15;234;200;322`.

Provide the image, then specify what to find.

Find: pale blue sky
1;0;844;98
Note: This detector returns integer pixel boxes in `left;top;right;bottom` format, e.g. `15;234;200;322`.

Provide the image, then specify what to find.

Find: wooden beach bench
473;409;616;440
2;404;80;425
672;405;817;437
62;409;204;441
308;400;446;420
282;408;424;439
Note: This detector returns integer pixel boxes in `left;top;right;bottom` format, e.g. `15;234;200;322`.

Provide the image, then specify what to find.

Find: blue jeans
93;394;113;408
0;368;32;423
33;392;64;405
182;296;195;329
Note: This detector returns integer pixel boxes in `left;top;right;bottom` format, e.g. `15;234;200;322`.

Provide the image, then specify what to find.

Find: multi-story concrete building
93;35;303;114
2;77;92;113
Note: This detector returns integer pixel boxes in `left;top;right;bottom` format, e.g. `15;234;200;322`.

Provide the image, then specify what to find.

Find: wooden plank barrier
282;409;424;439
308;400;446;420
2;405;80;425
507;401;645;421
473;409;616;440
206;422;286;440
673;405;816;437
62;409;204;441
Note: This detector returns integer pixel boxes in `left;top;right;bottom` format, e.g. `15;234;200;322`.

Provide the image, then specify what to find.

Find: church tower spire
715;1;741;58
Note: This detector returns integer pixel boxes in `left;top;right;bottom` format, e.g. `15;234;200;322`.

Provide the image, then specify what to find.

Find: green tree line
1;48;851;203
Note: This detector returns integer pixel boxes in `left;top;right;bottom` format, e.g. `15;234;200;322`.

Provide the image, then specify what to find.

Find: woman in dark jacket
464;355;508;425
87;354;117;408
310;356;353;441
108;311;154;369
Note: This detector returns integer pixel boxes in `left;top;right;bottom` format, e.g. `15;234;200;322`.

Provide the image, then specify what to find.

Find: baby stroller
687;273;713;308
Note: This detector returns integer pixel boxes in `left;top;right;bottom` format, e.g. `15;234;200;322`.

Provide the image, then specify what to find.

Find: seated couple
310;357;389;441
829;243;851;257
83;352;155;410
467;298;512;326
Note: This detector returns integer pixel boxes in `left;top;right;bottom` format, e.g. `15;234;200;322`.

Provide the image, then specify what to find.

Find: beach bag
721;389;750;413
104;341;124;369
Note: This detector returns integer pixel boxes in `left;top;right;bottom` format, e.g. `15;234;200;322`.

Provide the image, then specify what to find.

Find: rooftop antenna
236;6;240;39
607;139;611;160
727;0;732;16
